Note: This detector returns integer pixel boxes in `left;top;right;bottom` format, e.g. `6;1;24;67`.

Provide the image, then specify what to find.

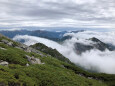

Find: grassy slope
30;43;72;64
0;35;112;86
30;42;115;86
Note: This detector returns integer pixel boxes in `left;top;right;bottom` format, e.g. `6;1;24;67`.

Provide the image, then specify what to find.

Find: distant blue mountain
30;30;66;39
0;30;31;38
0;30;84;41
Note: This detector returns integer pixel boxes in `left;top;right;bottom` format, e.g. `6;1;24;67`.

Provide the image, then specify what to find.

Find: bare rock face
25;55;42;64
0;60;9;66
7;42;13;46
0;47;7;50
1;39;9;44
16;43;45;57
1;39;14;47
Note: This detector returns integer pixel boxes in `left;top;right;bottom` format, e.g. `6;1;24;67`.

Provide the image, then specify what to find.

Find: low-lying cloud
13;31;115;74
64;31;115;46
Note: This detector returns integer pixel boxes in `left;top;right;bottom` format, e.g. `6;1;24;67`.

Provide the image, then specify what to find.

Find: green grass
0;35;113;86
0;43;29;65
0;64;107;86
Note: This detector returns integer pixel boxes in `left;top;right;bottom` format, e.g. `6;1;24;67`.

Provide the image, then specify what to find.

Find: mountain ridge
0;30;84;42
74;37;115;54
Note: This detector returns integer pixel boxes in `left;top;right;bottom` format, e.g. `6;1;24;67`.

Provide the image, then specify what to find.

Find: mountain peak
90;37;101;42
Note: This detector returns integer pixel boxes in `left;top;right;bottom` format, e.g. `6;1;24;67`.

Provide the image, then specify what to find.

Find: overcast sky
0;0;115;29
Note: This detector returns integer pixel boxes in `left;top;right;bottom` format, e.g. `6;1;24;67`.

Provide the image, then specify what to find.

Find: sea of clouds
13;31;115;74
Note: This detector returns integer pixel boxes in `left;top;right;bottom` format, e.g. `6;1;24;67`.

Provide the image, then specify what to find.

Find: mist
13;31;115;74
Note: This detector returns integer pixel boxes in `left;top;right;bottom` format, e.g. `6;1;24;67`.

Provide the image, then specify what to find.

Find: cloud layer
13;30;115;74
0;0;115;28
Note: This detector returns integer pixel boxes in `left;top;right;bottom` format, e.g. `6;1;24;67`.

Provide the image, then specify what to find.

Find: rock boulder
25;55;42;64
0;60;9;66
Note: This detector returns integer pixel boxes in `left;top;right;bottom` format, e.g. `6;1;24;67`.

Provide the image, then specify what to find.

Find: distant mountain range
1;29;115;53
0;30;84;41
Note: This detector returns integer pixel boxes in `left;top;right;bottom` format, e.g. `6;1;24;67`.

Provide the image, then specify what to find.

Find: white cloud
73;0;96;4
0;28;23;31
64;31;115;46
0;0;115;28
13;30;115;74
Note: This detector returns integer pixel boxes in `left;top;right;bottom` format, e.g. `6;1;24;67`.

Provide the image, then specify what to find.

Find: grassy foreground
0;34;113;86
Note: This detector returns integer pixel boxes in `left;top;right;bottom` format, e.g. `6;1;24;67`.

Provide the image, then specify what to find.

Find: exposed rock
16;43;45;57
0;60;9;66
0;39;14;47
26;63;30;67
0;47;7;50
78;74;84;77
7;42;13;46
41;63;45;65
16;43;28;50
25;55;42;64
88;77;93;79
15;46;23;50
1;39;9;44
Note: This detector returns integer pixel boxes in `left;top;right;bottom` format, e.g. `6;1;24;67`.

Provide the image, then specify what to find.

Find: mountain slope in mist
13;30;115;74
74;37;114;54
0;34;109;86
30;43;72;64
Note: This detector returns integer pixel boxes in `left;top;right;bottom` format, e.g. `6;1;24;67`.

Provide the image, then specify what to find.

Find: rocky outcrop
0;60;9;66
0;34;46;57
1;39;14;47
1;39;9;44
16;43;45;57
0;47;7;50
25;55;42;64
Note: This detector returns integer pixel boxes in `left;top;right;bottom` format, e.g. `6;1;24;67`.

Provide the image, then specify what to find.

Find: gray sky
0;0;115;29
